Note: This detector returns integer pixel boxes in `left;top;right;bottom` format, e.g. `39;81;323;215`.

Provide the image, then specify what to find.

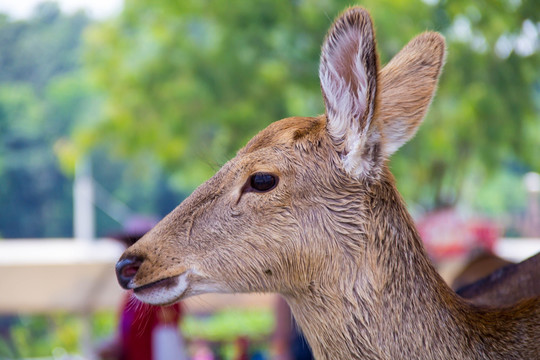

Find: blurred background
0;0;539;358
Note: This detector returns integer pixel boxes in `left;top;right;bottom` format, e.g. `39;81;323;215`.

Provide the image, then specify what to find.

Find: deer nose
116;256;143;289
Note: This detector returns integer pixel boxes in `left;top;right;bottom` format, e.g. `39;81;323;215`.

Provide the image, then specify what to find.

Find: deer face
116;7;445;306
116;116;356;304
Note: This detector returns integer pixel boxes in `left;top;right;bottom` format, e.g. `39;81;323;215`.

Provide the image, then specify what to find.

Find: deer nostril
121;264;139;278
116;256;143;289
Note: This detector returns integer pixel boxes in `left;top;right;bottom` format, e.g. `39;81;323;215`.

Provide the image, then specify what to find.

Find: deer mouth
132;273;189;305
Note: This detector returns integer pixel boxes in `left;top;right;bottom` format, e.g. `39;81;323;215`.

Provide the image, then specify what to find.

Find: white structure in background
525;172;540;193
74;158;95;242
523;172;540;237
73;158;135;242
0;239;125;313
0;158;137;359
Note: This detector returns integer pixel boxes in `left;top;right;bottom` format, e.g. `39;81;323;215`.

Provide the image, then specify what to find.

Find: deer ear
319;7;379;178
378;32;446;156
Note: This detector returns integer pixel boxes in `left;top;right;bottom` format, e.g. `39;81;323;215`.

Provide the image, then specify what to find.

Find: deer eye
249;173;278;192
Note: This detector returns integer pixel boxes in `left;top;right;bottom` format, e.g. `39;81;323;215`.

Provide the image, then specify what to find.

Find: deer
116;7;540;359
456;252;540;308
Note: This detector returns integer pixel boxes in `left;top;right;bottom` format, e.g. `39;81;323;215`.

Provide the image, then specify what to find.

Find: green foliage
182;309;274;342
0;3;89;91
83;0;327;189
1;1;538;220
0;312;116;358
463;168;528;216
0;3;91;237
0;2;183;238
91;311;117;341
6;314;79;357
81;0;540;210
395;1;540;207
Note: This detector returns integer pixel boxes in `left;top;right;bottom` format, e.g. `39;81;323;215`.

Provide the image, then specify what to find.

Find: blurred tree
8;314;80;357
0;2;181;238
77;0;538;211
0;2;91;237
0;3;89;91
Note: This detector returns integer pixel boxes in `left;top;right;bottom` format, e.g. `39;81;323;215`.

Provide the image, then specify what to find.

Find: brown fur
457;252;540;308
452;251;514;291
117;7;540;359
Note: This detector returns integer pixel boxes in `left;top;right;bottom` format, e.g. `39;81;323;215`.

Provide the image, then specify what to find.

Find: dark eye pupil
250;173;277;192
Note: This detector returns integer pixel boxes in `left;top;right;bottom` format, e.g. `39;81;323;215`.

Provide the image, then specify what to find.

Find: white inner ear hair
319;31;373;178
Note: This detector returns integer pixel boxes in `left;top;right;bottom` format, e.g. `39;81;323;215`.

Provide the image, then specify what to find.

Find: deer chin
133;272;190;305
132;269;228;305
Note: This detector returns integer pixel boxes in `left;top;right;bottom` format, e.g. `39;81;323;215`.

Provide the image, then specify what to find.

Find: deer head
116;7;445;307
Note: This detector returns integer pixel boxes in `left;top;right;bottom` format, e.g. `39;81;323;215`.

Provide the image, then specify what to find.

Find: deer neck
284;175;471;360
